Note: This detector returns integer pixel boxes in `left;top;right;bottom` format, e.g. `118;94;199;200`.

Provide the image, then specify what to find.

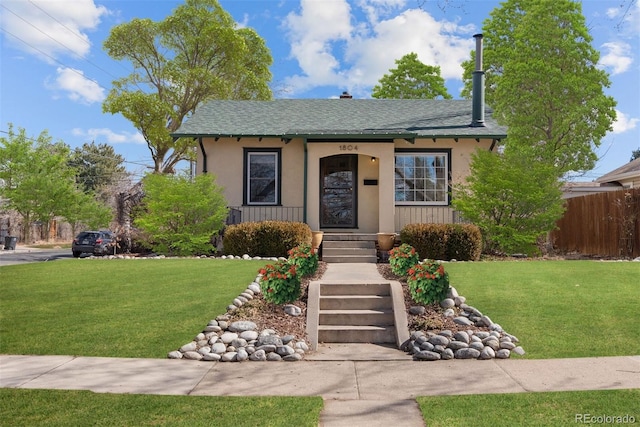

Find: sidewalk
2;354;639;426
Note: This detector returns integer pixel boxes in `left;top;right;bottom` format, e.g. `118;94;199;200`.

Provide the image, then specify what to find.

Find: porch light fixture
371;157;377;163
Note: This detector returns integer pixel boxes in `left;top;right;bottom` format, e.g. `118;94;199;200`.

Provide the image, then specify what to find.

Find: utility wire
0;26;110;93
0;129;154;169
24;0;133;76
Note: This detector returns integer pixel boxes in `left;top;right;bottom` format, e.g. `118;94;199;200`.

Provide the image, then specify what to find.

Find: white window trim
394;151;449;206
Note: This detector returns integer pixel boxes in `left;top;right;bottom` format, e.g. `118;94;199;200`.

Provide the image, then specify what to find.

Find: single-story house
172;35;507;234
562;158;640;199
595;157;640;189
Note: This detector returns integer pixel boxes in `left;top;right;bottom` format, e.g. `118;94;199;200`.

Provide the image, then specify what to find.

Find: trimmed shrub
223;221;311;257
401;223;448;260
254;221;311;257
400;223;483;261
221;222;256;256
445;224;482;261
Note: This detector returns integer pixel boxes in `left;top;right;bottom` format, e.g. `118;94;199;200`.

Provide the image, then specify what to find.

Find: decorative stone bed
159;255;526;362
80;253;527;361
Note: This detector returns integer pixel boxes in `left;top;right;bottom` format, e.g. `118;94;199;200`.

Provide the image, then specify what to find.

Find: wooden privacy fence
550;188;640;258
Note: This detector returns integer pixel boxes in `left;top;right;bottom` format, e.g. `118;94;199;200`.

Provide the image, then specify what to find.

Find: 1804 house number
338;144;358;151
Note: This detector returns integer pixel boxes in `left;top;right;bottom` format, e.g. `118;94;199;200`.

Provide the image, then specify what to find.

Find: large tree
372;53;452;99
461;0;616;175
103;0;273;174
68;142;128;196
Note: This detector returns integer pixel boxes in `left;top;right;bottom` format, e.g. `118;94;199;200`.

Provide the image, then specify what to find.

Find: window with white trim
244;149;280;205
394;152;449;205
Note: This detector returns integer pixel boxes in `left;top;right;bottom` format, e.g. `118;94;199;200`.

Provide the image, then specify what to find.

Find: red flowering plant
258;260;301;305
287;243;319;277
407;260;450;305
389;243;420;277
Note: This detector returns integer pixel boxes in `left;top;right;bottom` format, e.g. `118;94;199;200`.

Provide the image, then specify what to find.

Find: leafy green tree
68;142;128;196
134;173;228;255
61;190;113;235
0;125;113;241
453;148;565;255
461;0;616;175
372;53;451;99
630;149;640;162
103;0;272;174
0;124;31;191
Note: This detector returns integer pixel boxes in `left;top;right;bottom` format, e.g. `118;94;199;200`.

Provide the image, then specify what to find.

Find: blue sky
1;0;638;181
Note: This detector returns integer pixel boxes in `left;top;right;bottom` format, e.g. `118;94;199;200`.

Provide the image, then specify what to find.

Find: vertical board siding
229;206;304;223
394;206;457;231
551;188;640;258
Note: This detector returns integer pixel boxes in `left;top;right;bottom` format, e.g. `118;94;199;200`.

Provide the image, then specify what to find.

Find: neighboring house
172;35;507;234
595;157;640;189
561;182;622;199
562;158;640;199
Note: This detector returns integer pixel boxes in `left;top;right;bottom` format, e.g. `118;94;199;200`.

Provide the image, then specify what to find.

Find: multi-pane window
245;149;280;205
394;152;449;205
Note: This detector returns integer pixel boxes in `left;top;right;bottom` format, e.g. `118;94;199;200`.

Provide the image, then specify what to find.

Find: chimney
470;33;485;127
340;91;352;99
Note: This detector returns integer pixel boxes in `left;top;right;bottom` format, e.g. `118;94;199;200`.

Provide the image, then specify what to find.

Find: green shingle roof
172;99;507;140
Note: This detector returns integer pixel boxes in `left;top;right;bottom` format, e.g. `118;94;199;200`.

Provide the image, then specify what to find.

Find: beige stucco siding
196;136;494;231
198;137;304;207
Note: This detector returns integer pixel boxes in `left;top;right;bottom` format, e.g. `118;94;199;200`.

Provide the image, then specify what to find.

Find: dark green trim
242;148;282;206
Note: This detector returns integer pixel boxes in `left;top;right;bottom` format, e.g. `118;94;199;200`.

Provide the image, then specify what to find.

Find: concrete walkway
2;354;639;426
2;263;639;426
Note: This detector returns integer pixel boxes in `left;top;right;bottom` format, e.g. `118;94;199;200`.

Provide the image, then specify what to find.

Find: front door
320;155;357;228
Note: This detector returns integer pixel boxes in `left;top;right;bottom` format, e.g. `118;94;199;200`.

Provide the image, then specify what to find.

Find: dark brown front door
320;155;357;228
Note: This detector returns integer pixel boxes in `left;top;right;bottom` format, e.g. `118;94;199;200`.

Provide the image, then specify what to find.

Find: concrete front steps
321;233;377;263
307;280;409;350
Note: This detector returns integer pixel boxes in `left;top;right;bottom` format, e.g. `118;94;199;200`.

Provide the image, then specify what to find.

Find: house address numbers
338;144;358;151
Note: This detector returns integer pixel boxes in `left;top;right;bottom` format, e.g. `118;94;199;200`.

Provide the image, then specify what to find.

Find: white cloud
606;7;623;19
49;67;105;104
72;128;146;145
600;41;633;75
0;0;107;62
282;0;475;96
611;110;639;134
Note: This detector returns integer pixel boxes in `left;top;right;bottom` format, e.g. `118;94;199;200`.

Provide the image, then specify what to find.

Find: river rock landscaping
78;253;526;362
162;255;525;362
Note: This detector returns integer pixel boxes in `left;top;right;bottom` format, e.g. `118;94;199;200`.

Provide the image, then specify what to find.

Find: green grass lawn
0;258;267;358
445;260;640;358
1;258;638;426
0;388;323;427
417;389;639;426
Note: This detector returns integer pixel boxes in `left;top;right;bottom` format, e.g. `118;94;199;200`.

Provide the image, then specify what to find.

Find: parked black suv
72;231;117;258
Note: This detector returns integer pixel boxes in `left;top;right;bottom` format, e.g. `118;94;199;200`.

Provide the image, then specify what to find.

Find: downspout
198;137;208;174
470;33;486;128
303;138;308;223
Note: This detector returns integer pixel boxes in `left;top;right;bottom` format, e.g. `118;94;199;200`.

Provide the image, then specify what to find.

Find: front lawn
0;258;267;358
0;388;323;427
417;389;639;426
445;260;639;358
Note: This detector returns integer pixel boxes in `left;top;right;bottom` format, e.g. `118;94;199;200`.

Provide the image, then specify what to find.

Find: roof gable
173;99;507;140
596;157;640;184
